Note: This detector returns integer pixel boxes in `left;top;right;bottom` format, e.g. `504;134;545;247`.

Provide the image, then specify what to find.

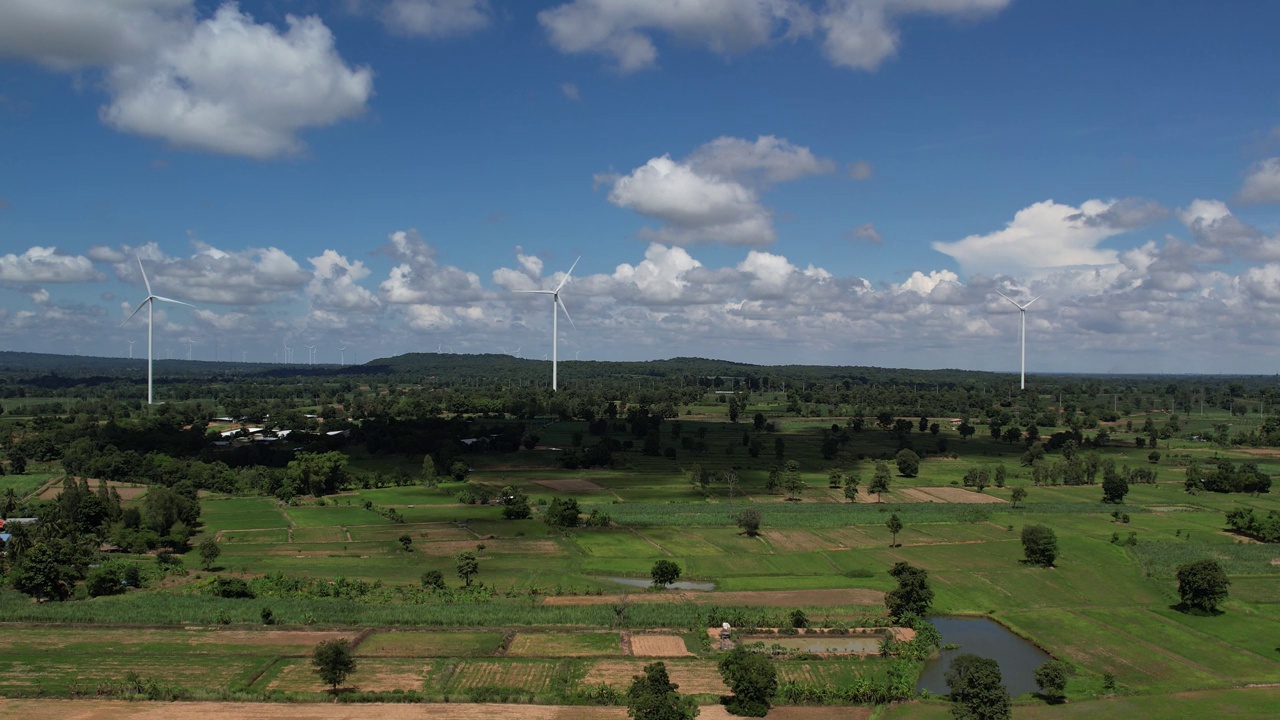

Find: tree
544;496;581;528
1034;660;1071;703
1021;525;1058;567
870;462;891;502
421;569;445;590
717;647;778;717
1010;487;1027;508
398;533;413;552
945;653;1011;720
1101;473;1129;504
197;537;221;570
1176;559;1230;614
455;551;479;587
843;480;860;503
651;560;682;588
885;561;933;620
736;508;762;537
626;661;699;720
10;543;78;601
421;455;437;485
895;449;920;478
783;461;805;500
312;639;357;693
886;513;904;547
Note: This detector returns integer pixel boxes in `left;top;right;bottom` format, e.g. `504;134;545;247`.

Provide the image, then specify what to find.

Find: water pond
744;635;883;653
606;576;716;591
915;617;1051;697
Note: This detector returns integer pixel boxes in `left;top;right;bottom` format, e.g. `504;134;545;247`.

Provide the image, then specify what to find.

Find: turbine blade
152;295;195;308
557;296;575;331
137;255;152;296
513;290;554;295
121;299;149;328
554;256;581;293
1023;295;1043;309
994;290;1019;308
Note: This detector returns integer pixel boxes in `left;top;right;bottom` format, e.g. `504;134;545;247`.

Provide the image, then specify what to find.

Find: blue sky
2;0;1280;374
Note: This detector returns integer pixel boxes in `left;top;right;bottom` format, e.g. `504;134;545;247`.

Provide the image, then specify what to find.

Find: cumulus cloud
379;0;491;38
1237;157;1280;205
308;250;380;312
538;0;1010;72
378;229;486;303
900;269;959;295
608;243;703;302
106;241;311;305
0;1;373;158
1179;199;1280;262
599;136;830;246
932;199;1142;278
0;247;103;283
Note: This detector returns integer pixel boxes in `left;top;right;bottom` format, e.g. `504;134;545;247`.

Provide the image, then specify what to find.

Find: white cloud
308;250;380;312
380;0;491;38
101;4;373;159
737;250;795;296
0;2;373;158
687;135;834;185
818;0;1011;71
932;199;1137;278
1179;199;1280;262
378;229;486;303
1237;157;1280;205
0;246;103;283
536;0;1011;72
602;154;774;246
538;0;812;72
900;269;959;295
609;243;703;302
107;241;311;305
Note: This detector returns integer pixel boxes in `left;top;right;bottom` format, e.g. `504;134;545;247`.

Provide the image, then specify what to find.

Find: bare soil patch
543;588;883;607
914;486;1006;504
584;660;728;695
39;479;147;501
629;635;692;657
506;633;619;657
533;478;605;493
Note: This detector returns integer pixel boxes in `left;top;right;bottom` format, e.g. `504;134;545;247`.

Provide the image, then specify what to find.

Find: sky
2;0;1280;375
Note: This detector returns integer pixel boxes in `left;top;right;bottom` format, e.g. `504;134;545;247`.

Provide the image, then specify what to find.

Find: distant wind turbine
514;257;578;391
183;337;195;361
121;256;194;405
305;344;316;365
339;345;347;366
995;291;1043;391
127;339;135;359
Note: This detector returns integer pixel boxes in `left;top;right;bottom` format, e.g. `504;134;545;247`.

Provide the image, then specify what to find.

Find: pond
915;617;1052;697
743;635;883;653
606;576;716;591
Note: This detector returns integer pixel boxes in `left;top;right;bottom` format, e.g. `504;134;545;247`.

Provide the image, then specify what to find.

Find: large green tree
1021;525;1058;567
651;560;682;588
895;449;920;478
1034;660;1071;703
1176;559;1230;614
626;661;699;720
885;561;933;620
717;648;778;717
455;551;479;587
311;639;357;692
870;462;892;502
945;654;1011;720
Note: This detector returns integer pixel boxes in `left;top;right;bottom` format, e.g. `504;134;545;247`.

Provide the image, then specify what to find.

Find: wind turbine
127;339;135;359
283;338;292;364
514;257;578;391
995;291;1043;391
183;337;195;361
305;344;316;365
339;345;347;366
121;256;193;405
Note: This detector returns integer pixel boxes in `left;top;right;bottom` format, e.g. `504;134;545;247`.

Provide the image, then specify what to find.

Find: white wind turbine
339;345;347;366
995;291;1043;391
121;256;194;405
127;339;135;359
305;344;316;365
514;257;578;391
183;337;195;361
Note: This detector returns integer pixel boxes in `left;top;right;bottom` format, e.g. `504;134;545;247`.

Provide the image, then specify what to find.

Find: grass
357;631;506;657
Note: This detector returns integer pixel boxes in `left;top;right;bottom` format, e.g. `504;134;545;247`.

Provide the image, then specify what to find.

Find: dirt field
542;588;883;607
908;486;1006;504
629;635;692;657
0;699;872;720
583;660;729;694
39;479;148;501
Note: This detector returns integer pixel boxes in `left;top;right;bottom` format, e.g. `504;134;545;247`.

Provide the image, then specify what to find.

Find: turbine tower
121;256;194;405
127;339;135;359
306;344;316;365
514;257;578;391
996;291;1043;391
339;345;347;366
